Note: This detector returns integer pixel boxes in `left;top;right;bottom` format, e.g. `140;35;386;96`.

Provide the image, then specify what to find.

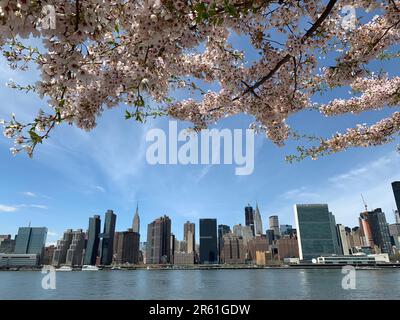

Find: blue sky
1;23;400;245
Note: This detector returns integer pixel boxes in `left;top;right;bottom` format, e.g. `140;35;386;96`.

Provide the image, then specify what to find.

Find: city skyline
2;179;400;256
2;178;400;269
2;179;400;246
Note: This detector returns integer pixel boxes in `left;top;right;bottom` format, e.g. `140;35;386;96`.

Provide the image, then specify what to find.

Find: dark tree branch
233;0;338;101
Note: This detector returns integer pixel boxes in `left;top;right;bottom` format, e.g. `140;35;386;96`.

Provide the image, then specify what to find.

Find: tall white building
132;204;140;234
269;215;280;237
254;203;263;236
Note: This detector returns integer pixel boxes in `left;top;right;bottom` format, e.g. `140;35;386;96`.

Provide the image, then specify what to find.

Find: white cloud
326;152;400;225
47;231;58;237
282;187;320;201
32;111;154;199
95;185;106;193
29;204;48;209
21;191;37;197
273;151;400;227
20;191;51;199
195;165;213;184
0;204;18;212
17;204;48;210
328;156;393;185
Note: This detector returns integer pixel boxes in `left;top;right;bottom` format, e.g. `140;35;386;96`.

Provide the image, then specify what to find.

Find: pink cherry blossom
0;0;399;159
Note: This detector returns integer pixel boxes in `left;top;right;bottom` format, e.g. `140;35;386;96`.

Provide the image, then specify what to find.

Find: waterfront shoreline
1;263;400;272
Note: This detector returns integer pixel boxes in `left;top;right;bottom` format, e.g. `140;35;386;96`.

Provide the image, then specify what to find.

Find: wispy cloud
0;204;18;212
47;231;58;237
94;185;106;193
282;187;320;201
273;152;400;227
328;156;394;185
20;191;51;199
21;191;37;197
17;204;48;210
195;165;213;184
33;111;154;199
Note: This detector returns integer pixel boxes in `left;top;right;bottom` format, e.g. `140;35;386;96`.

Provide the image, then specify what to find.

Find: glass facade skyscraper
294;204;340;261
360;208;392;254
100;210;117;265
199;219;218;264
14;227;47;259
245;205;255;236
83;215;101;265
280;224;293;236
392;181;400;214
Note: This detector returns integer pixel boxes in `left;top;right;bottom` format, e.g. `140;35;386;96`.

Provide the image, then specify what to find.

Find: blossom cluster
0;0;399;159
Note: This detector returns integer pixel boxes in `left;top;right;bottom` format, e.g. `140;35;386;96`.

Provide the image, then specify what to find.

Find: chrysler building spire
132;204;140;234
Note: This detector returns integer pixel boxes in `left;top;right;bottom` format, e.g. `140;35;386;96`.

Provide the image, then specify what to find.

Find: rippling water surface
0;269;399;300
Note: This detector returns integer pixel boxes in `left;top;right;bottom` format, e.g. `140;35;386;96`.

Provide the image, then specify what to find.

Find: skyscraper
265;229;275;245
233;224;253;245
359;212;375;247
100;210;117;265
359;208;392;254
280;224;293;237
184;221;195;253
170;233;175;264
389;223;400;248
294;204;340;261
199;219;218;264
66;229;85;266
52;229;74;266
0;235;11;246
336;224;351;255
245;205;255;236
146;215;171;264
218;224;231;263
254;203;263;236
14;227;47;261
329;211;342;255
349;226;364;248
392;181;400;214
0;235;15;254
269;215;280;238
83;215;101;266
132;204;140;234
114;229;140;264
395;210;400;225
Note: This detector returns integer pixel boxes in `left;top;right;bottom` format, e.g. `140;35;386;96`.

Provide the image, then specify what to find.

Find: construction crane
361;194;368;212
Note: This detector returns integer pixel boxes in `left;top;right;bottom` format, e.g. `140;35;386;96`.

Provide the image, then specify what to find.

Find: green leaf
29;130;43;144
125;110;132;120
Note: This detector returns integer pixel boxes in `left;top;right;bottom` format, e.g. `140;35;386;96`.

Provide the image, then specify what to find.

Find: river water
0;268;399;299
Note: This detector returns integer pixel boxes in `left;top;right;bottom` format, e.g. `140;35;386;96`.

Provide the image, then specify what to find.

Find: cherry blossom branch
234;0;338;100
